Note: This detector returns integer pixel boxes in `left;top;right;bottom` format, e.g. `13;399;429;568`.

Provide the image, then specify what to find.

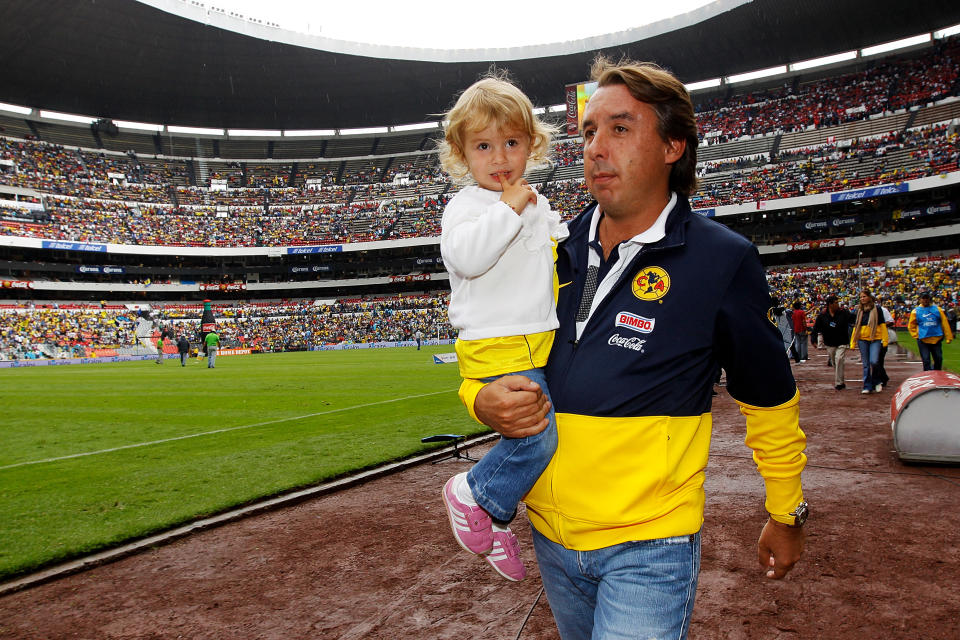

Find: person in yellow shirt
907;291;954;370
849;290;889;393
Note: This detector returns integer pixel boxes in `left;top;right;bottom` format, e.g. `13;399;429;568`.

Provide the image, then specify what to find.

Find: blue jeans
532;527;700;640
207;347;217;368
793;333;808;362
857;339;882;390
917;340;943;370
466;367;557;522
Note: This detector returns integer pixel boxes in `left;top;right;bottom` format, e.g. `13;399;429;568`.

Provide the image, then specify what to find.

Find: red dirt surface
1;347;958;639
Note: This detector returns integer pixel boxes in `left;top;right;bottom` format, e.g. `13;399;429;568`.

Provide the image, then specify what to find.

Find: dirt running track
1;347;959;639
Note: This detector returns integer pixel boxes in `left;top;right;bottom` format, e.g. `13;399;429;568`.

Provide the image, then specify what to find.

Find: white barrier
891;370;960;463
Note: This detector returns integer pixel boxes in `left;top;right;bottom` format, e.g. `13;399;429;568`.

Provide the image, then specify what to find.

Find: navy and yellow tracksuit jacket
461;196;806;551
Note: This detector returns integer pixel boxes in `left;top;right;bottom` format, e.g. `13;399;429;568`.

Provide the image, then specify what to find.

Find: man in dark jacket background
176;334;190;367
810;295;852;390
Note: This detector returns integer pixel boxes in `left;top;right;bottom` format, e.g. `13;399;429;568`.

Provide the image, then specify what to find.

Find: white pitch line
0;389;457;471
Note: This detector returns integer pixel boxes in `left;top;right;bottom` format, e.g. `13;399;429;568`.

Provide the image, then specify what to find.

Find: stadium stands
1;34;959;357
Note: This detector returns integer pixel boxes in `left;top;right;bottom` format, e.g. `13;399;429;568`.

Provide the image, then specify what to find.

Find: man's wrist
770;501;809;527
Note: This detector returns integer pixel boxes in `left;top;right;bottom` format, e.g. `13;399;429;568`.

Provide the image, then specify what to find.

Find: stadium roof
2;0;960;131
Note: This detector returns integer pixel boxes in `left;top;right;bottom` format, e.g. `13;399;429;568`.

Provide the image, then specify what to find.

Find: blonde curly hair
438;72;556;182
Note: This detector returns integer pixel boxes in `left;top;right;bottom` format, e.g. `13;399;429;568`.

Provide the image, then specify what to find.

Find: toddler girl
438;74;565;581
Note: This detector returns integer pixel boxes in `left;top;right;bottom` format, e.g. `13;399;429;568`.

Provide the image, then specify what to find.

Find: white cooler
891;370;960;463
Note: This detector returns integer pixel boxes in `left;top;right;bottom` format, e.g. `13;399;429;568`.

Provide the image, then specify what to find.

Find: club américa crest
631;266;670;302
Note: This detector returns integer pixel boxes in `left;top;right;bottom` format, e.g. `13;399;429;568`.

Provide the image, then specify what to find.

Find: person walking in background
155;335;164;364
907;292;954;370
415;328;424;350
875;299;897;386
850;290;888;394
811;295;852;390
791;300;809;363
769;297;793;355
205;330;220;368
177;334;190;367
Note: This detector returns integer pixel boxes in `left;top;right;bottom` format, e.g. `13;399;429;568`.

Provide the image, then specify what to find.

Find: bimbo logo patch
615;312;655;334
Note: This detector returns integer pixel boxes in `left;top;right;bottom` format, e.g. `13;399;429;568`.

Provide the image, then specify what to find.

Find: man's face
461;123;531;192
581;84;684;219
828;301;839;314
920;296;932;307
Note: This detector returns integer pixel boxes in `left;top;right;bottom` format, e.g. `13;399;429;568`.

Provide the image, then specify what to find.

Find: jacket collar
564;193;693;259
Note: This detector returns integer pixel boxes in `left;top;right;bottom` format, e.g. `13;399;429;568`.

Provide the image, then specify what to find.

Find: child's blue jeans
466;367;557;522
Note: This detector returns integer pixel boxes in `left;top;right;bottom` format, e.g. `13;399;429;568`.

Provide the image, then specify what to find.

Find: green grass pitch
0;347;481;581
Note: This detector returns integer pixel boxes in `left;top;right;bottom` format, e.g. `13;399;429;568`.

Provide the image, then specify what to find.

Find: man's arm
714;246;806;580
459;376;551;438
940;308;954;342
739;394;806;579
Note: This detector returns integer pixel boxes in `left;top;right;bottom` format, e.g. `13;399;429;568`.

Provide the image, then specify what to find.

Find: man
791;300;809;363
462;59;807;639
176;334;190;367
875;298;897;386
205;330;220;369
907;292;954;370
811;295;852;390
155;335;164;364
415;328;424;351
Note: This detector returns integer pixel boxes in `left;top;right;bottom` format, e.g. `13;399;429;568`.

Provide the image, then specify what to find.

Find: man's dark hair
590;57;699;196
826;295;838;305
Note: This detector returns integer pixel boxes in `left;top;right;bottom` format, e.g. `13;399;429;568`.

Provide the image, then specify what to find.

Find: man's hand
757;518;805;579
474;375;550;438
499;174;536;215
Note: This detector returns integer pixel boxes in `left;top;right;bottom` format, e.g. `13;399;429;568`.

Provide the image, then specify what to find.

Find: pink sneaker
442;477;493;554
484;530;526;581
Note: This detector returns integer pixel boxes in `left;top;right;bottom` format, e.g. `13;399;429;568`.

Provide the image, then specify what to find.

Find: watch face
793;502;809;527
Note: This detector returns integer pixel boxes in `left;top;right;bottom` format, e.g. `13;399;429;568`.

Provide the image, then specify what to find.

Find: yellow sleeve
738;389;807;524
458;377;488;424
941;309;954;342
880;322;888;347
907;309;919;339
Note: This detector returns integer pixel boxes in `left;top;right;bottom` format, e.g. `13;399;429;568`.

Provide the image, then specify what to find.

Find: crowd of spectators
768;256;960;329
5;257;960;360
693;37;959;144
0;305;138;360
0;292;454;360
4;118;956;247
1;37;958;249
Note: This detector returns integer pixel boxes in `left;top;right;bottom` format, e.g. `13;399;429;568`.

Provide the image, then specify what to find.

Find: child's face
461;123;531;191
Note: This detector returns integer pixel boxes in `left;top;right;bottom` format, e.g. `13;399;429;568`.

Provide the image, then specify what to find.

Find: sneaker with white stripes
484;530;526;581
442;476;493;555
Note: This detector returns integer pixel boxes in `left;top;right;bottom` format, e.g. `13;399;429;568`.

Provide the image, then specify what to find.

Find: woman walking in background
850;290;888;394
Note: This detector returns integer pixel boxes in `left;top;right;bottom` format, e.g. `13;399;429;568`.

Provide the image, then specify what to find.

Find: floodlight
0;102;31;115
862;33;930;57
727;66;787;84
685;78;721;92
284;129;336;137
391;122;439;132
227;129;283;137
39;110;95;124
790;51;857;72
168;125;225;135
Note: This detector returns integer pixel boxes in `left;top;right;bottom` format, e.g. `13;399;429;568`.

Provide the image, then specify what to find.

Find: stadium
1;0;959;637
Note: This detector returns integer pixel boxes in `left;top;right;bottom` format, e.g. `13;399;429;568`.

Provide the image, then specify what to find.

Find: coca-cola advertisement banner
785;238;846;251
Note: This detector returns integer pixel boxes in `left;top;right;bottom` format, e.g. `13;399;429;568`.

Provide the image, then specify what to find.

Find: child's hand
499;174;536;215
